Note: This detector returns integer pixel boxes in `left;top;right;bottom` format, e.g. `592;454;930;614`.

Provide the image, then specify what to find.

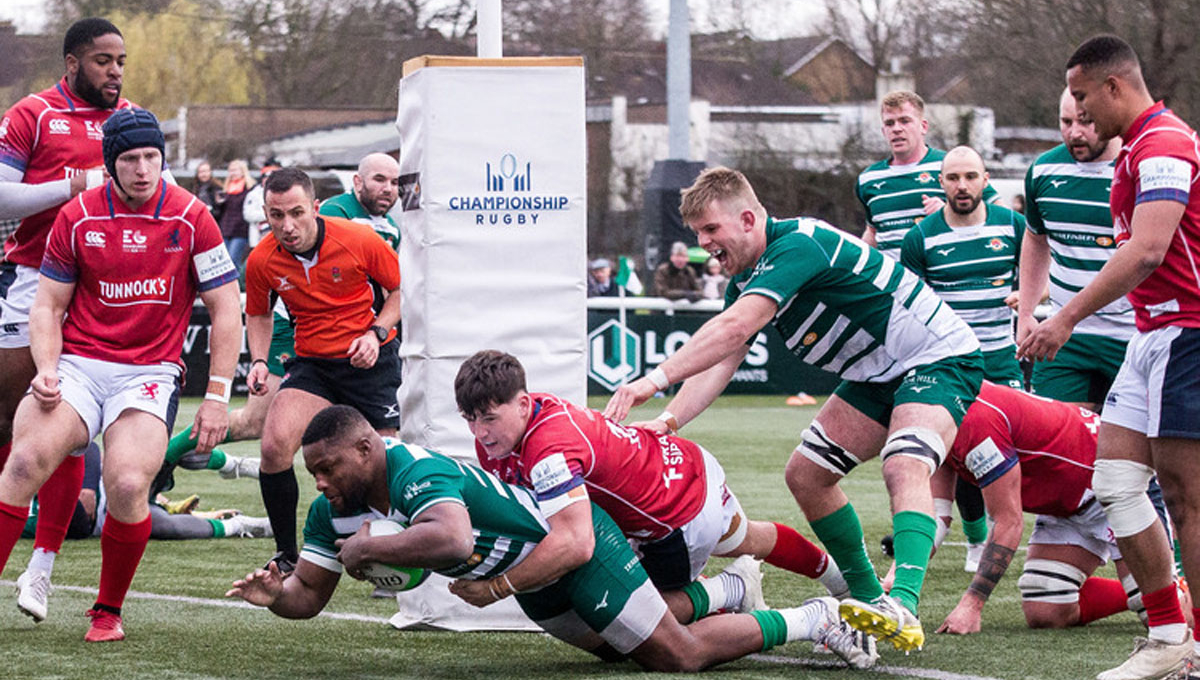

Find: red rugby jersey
1111;102;1200;331
39;180;237;366
477;393;708;540
0;77;133;267
945;382;1098;518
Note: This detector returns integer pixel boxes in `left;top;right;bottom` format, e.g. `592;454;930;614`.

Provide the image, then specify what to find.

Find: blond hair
880;90;925;115
679;167;761;223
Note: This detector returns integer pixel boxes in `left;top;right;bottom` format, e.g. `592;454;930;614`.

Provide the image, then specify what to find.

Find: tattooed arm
937;466;1024;635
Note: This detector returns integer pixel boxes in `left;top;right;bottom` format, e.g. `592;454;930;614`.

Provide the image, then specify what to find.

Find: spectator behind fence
654;241;701;301
218;159;254;270
587;258;618;297
701;256;728;300
193;161;224;222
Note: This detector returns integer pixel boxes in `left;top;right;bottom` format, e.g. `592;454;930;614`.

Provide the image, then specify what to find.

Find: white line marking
4;580;1008;679
747;653;1007;680
0;580;391;624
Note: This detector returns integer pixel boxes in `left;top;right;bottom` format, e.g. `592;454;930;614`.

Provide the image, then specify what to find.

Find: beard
949;193;983;216
1068;140;1108;163
72;72;119;109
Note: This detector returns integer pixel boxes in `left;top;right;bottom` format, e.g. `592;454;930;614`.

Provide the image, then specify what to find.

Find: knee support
796;421;861;477
1018;559;1085;604
880;426;946;475
1093;459;1158;538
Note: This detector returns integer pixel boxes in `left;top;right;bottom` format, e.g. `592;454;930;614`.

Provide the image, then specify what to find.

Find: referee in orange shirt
244;168;401;572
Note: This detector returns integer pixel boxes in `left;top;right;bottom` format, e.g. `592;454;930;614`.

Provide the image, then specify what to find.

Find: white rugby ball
358;519;430;591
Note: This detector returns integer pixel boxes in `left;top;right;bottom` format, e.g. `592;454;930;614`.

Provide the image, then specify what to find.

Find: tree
502;0;650;75
105;0;259;119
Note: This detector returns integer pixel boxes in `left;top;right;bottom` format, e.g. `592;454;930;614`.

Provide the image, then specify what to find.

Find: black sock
955;475;986;522
92;602;121;616
259;468;299;559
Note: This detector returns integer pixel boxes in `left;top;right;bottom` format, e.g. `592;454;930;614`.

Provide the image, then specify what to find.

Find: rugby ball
358;519;430;591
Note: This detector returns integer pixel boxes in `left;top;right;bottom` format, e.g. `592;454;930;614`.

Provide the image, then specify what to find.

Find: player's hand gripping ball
359;519;430;591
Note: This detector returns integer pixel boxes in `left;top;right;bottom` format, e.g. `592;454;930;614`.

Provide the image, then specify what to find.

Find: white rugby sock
702;571;745;613
778;600;828;642
27;547;55;576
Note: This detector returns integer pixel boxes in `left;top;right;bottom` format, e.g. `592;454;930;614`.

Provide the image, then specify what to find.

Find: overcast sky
1;0;827;38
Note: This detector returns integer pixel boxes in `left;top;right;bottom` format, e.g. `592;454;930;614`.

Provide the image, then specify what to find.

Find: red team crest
139;382;159;400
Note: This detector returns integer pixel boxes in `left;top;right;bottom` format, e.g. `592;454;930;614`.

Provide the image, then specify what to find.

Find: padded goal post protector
392;56;587;632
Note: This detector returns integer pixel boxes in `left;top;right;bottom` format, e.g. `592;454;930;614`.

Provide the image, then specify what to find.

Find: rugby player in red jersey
453;350;856;626
930;383;1182;635
0;109;241;642
1021;34;1200;680
0;17;141;624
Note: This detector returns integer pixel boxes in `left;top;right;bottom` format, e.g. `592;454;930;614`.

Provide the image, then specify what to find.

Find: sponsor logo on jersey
872;181;886;189
935;247;955;256
751;259;775;278
331;266;342;282
122;229;148;253
1049;179;1068;188
98;277;171;305
964;437;1005;478
985;237;1008;251
403;480;432;501
84;231;106;248
164;228;183;253
802;332;818;346
275;275;295;292
917;172;934;184
84;120;104;140
48;118;71;134
1096;236;1114;247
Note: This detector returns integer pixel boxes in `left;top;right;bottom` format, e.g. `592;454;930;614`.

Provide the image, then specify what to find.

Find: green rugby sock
207;518;225;538
810;503;883;602
751;609;788;651
165;427;234;466
206;449;228;471
681;581;710;623
962;515;989;545
890;510;937;615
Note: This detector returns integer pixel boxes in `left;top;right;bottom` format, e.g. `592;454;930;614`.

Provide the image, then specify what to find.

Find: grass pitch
1;395;1142;679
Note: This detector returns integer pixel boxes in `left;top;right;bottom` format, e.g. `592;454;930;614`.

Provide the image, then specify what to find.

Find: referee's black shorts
280;338;401;429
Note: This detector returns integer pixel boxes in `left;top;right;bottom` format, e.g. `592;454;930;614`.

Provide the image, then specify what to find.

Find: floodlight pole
478;0;502;57
667;0;690;160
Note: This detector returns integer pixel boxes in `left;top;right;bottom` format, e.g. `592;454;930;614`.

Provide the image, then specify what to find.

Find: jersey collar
1122;101;1169;142
105;178;168;218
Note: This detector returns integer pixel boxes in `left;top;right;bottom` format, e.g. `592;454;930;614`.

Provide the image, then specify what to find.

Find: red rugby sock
1078;576;1130;624
0;500;29;570
33;453;86;554
765;522;830;578
96;514;152;611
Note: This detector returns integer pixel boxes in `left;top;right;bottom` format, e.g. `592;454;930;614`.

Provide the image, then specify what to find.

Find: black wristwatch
370;325;389;343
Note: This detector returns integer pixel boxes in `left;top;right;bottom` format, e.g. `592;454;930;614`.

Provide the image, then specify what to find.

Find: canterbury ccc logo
85;231;106;247
48;118;70;134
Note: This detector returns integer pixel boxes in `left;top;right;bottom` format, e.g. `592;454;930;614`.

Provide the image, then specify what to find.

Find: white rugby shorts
57;354;180;440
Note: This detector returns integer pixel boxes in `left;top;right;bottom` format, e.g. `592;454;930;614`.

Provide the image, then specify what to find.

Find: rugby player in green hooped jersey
604;167;985;654
226;405;879;672
902;146;1026;390
856;90;998;260
318;153;401;250
1018;87;1130;413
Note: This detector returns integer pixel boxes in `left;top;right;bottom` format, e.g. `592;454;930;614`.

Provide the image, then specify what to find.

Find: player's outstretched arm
632;346;747;434
226;560;339;619
603;295;774;421
0;163;103;221
937;468;1023;635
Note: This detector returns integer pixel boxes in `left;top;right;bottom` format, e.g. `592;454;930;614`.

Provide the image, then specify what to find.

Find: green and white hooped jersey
726;217;979;383
901;204;1025;353
318;192;401;251
301;439;549;580
856;147;999;260
1024;144;1135;339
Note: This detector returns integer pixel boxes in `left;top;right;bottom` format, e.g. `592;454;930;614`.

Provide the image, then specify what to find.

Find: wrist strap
655;411;680;434
205;375;232;403
647;366;670;390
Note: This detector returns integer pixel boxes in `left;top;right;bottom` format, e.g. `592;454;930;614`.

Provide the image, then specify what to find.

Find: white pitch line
747;653;1007;680
0;579;391;624
4;580;1008;679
